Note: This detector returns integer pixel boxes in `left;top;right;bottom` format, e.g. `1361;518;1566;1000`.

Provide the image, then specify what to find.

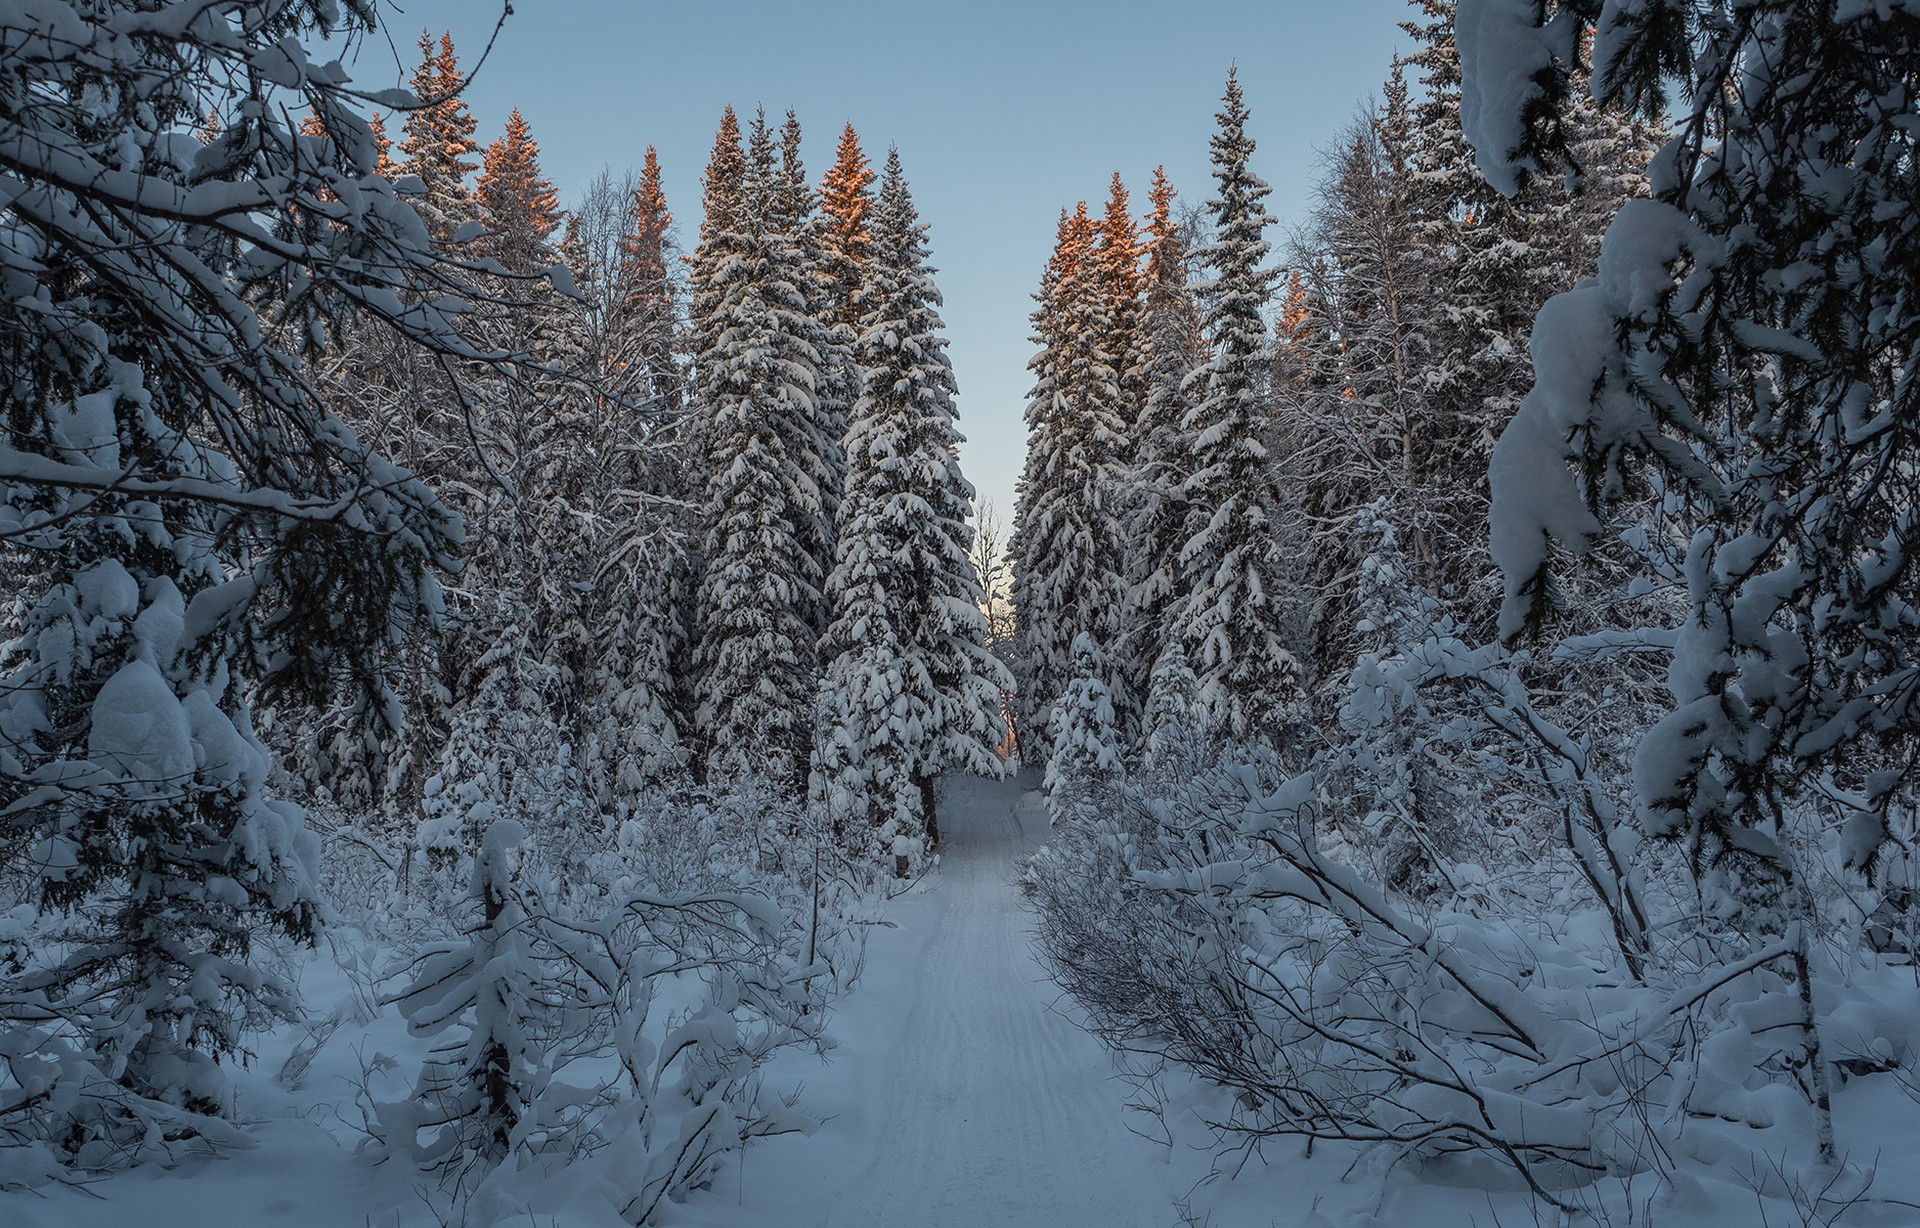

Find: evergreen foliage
1044;635;1124;828
690;109;824;792
1467;15;1920;1164
475;109;562;273
1010;203;1131;762
1175;69;1304;750
400;30;481;242
0;0;481;1166
1120;167;1202;745
618;146;687;415
824;150;1008;861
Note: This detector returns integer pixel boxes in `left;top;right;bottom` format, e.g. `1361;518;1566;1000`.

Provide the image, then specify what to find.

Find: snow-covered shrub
375;814;826;1219
1029;628;1901;1212
380;819;549;1169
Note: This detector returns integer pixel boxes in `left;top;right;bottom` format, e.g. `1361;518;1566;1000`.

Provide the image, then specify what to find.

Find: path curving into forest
702;771;1177;1228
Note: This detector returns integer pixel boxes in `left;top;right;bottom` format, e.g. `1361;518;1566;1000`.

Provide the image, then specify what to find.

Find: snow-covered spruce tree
381;819;545;1169
474;108;561;276
536;169;693;807
1285;78;1438;696
1044;635;1124;828
1010;203;1131;763
1461;0;1920;1165
823;149;1010;864
769;110;849;648
690;108;823;792
400;29;482;246
423;108;611;868
1120;167;1203;748
0;0;489;1168
1284;26;1661;694
683;106;747;474
1140;638;1206;776
1176;70;1305;751
1094;172;1145;467
268;32;487;825
818;122;879;337
619;145;689;420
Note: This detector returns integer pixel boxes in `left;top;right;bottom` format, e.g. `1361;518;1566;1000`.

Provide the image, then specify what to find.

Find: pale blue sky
350;0;1413;528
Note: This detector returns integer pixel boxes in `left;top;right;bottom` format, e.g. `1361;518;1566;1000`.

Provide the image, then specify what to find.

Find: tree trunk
916;768;939;849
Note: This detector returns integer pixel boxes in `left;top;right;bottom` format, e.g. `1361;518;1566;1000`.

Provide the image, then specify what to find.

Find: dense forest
3;1;1919;1226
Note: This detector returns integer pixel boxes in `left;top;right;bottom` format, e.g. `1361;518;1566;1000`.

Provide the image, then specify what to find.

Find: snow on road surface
700;769;1178;1228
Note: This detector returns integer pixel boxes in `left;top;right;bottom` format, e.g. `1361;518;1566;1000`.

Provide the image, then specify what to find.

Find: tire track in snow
720;772;1173;1228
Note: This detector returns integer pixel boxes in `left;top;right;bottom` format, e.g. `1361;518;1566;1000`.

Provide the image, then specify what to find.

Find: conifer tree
1286;75;1439;690
690;107;823;791
475;108;561;273
1011;202;1132;762
824;150;1009;858
0;0;478;1155
811;122;875;582
1176;69;1305;750
1044;635;1124;828
768;110;847;646
1119;167;1202;745
1399;2;1573;623
559;171;693;801
1282;18;1662;690
618;145;685;416
1462;0;1920;1166
399;30;480;242
686;107;746;387
818;122;878;330
368;110;401;181
1095;171;1145;458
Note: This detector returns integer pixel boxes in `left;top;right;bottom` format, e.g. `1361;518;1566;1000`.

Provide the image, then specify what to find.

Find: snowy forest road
703;771;1178;1228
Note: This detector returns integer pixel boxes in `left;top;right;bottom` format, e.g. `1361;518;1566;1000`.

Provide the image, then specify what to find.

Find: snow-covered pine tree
533;170;693;807
1120;167;1203;750
684;105;747;464
691;108;823;792
1044;635;1124;828
279;28;496;825
824;149;1009;859
1286;75;1440;694
475;108;561;274
1;392;324;1124
368;110;402;181
1095;172;1145;463
811;120;878;638
1140;638;1206;775
768;110;848;648
429;107;606;862
1397;2;1578;626
1176;69;1305;751
400;29;481;244
0;0;481;1162
1284;29;1661;697
619;145;688;419
1010;203;1131;763
382;819;546;1168
818;122;878;335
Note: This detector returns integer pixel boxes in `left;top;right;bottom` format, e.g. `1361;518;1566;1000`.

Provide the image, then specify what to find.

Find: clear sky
345;0;1414;530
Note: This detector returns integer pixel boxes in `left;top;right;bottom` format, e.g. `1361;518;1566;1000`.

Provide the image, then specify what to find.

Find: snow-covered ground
8;772;1180;1228
20;769;1920;1228
695;770;1177;1228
